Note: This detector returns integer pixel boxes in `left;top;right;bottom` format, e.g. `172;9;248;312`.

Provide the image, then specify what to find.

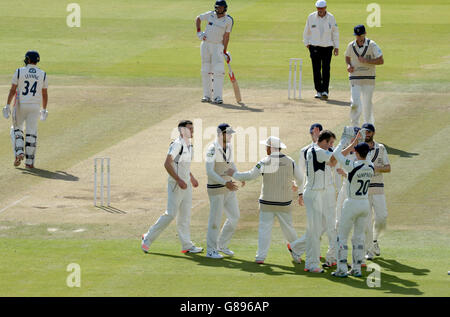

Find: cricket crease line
0;196;30;214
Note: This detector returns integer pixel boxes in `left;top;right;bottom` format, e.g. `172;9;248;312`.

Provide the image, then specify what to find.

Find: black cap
309;123;323;133
361;123;375;132
217;123;235;134
354;24;366;36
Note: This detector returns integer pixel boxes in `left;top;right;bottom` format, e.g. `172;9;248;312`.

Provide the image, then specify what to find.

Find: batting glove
40;109;48;121
197;31;206;40
224;51;231;64
2;104;10;119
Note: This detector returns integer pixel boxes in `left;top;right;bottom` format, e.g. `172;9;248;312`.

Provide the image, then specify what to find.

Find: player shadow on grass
147;252;424;295
384;144;419;158
372;257;430;276
210;102;263;112
319;257;425;295
17;168;79;181
148;252;303;276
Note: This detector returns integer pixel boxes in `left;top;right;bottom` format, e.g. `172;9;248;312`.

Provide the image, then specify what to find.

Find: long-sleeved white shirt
303;11;339;48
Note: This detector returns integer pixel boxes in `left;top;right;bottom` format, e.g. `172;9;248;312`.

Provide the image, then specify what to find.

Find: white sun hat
260;136;287;149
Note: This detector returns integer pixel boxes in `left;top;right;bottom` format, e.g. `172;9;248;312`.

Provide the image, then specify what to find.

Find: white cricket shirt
198;11;233;44
12;64;48;104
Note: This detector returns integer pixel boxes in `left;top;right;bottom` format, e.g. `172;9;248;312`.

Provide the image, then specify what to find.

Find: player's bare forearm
222;32;230;52
7;85;17;105
164;155;180;181
359;56;384;65
42;89;48;109
376;164;391;173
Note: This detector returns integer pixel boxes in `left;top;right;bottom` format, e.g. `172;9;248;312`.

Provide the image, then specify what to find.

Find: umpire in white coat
205;123;241;259
226;136;304;264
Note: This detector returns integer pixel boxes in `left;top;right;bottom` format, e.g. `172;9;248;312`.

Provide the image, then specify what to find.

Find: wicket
288;58;302;99
94;157;110;206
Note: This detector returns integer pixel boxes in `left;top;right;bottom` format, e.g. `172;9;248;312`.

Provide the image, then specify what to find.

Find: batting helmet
24;51;40;65
215;0;228;12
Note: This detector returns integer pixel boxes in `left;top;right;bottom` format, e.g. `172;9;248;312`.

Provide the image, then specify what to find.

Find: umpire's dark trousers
308;45;333;94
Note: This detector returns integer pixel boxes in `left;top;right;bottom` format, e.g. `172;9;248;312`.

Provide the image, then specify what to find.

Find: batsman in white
195;0;233;104
226;136;304;264
205;123;241;259
3;51;48;168
332;131;374;278
361;123;391;260
345;24;384;126
141;120;203;254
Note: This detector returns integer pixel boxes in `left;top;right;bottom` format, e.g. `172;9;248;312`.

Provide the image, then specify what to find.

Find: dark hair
178;120;193;128
354;142;370;159
318;130;336;143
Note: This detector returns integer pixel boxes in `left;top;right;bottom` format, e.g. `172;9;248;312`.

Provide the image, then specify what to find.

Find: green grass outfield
0;0;449;297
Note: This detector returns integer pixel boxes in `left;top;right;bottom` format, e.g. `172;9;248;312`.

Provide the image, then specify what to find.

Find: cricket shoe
218;247;234;257
322;260;337;268
314;92;322;99
321;92;329;100
348;269;362;277
287;243;302;264
206;250;224;259
201;96;211;103
255;259;265;264
332;270;348;278
25;164;34;169
365;251;375;261
305;267;324;273
373;241;381;256
141;234;150;254
181;245;204;254
13;154;24;167
213;97;223;104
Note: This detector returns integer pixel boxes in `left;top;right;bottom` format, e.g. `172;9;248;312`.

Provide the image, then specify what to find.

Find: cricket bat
226;62;242;103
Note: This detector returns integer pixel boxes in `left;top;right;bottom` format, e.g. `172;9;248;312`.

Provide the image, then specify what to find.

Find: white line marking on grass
0;196;30;214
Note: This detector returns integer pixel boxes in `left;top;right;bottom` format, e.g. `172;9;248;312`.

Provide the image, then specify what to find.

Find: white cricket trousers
256;209;298;261
206;191;240;252
365;194;388;249
336;198;370;273
145;182;194;251
321;185;338;262
200;41;225;100
350;83;375;127
335;183;348;230
303;188;326;270
11;103;40;165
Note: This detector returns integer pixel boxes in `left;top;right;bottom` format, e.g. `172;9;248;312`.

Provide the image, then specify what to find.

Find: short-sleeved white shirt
198;11;233;44
304;144;334;190
12;64;48;104
167;137;193;183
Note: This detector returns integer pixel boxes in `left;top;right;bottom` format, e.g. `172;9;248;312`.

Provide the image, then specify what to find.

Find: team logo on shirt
256;163;261;169
29;69;36;73
345;159;350;165
312;24;316;28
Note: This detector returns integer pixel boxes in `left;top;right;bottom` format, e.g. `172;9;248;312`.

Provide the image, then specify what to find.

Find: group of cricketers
141;120;391;278
1;0;390;279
